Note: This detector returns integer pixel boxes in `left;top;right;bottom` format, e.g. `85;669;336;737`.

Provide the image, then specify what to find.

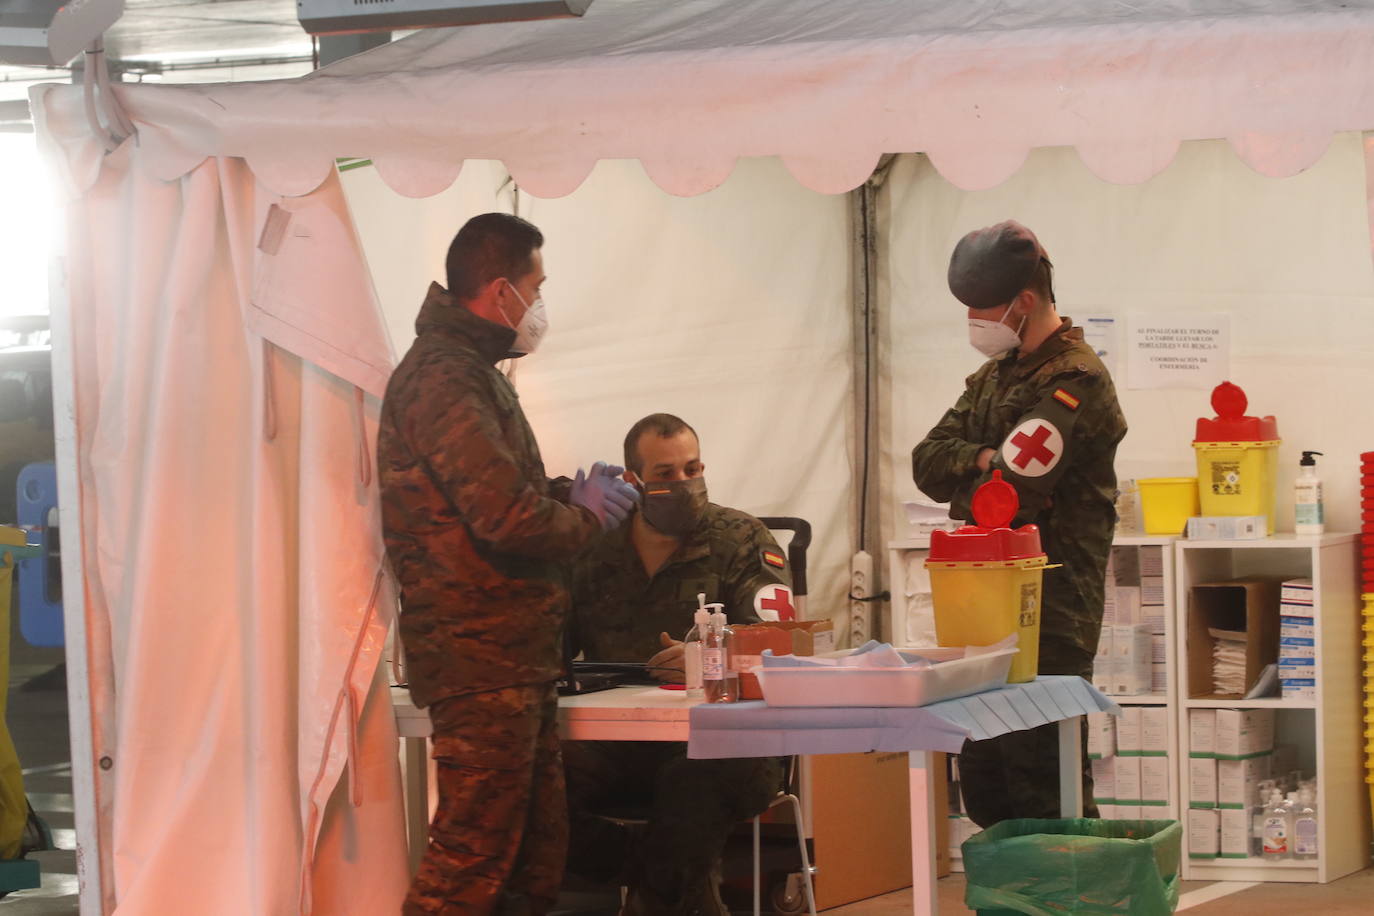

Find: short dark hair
445;213;544;301
1029;258;1055;305
623;413;699;474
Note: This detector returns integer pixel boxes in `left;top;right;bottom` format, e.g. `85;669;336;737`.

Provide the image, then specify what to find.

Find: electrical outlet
850;550;874;647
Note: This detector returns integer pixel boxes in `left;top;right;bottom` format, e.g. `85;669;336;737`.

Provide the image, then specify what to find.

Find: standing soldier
911;220;1127;826
379;213;638;915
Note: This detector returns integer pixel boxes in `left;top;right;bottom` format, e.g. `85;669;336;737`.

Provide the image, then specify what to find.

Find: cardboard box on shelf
1151;663;1168;694
1111;547;1141;585
1150;634;1168;664
1280;578;1313;606
1087;711;1116;759
1186;516;1266;540
1116;804;1142;820
1111;625;1153;695
1143;606;1167;635
1186;578;1281;698
1116;707;1143;754
1214;709;1274;759
1220;809;1251;858
1096;803;1117;819
1141;757;1170;804
1281;678;1316;701
1278;635;1315;659
1091;757;1116;801
1138;545;1165;577
1189;709;1217;756
1140;707;1169;754
1279;616;1314;640
1102;587;1118;626
1114;756;1143;804
1217;754;1272;808
1188;809;1220;859
1277;659;1315;681
1140;575;1166;606
1115;587;1143;626
1189;757;1218;808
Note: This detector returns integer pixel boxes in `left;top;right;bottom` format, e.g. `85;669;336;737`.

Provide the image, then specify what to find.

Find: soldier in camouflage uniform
379;213;638;915
563;414;789;916
911;221;1127;827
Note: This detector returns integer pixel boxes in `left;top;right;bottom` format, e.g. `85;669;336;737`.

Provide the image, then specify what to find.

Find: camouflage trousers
404;684;565;916
957;644;1100;828
562;740;783;908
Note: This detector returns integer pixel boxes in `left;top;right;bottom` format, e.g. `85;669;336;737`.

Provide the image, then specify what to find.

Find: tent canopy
34;0;1374;199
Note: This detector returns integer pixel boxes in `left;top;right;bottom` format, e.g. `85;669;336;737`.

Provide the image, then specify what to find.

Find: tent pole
48;204;112;914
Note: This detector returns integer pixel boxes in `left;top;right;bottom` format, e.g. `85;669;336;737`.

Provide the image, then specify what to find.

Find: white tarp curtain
881;134;1374;615
29;0;1374;201
340;157;857;633
59;144;408;913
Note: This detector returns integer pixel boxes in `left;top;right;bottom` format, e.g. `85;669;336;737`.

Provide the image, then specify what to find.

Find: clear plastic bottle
1260;790;1290;860
1292;789;1318;861
703;604;738;703
1294;451;1324;535
683;597;711;699
1250;781;1275;857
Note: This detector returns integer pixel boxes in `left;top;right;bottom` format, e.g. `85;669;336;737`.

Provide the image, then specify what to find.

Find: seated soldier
564;413;793;916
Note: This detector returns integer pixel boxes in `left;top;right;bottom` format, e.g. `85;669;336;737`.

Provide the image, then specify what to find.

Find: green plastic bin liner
962;818;1182;916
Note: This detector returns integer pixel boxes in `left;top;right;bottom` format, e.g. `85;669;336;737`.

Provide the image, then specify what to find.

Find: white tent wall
880;135;1374;643
341;157;857;636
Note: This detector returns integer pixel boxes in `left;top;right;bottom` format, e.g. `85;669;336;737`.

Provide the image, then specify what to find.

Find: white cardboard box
1279;617;1315;640
1140;707;1169;754
1116;706;1143;754
1277;659;1315;680
1220;808;1251;858
1189;809;1220;859
1186;516;1266;539
1189;709;1217;756
1151;663;1168;694
1138;545;1165;577
1110;625;1153;695
1189;757;1217;808
1091;757;1116;801
1217;754;1272;808
1140;575;1165;606
1115;587;1143;626
1215;709;1275;759
1278;636;1315;659
1114;756;1143;805
1087;711;1116;759
1281;678;1317;700
1141;756;1170;804
1097;803;1117;819
1280;578;1314;605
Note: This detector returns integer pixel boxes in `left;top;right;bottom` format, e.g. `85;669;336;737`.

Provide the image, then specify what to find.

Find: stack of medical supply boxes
1187;708;1276;860
1277;578;1315;701
1090;707;1170;817
1093;546;1168;696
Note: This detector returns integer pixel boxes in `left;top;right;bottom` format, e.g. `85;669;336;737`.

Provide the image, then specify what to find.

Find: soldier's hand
571;461;641;530
976;447;997;472
647;631;685;683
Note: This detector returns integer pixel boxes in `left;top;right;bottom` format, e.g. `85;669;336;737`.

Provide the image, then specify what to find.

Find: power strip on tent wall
850;551;874;647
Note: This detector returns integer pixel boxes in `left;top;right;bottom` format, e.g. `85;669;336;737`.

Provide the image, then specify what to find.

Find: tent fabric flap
30;0;1374;201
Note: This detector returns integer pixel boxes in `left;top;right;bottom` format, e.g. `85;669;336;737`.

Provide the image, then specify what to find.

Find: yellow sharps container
1193;381;1280;533
925;471;1046;683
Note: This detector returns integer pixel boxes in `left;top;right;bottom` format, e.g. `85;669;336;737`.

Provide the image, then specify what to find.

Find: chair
751;757;816;916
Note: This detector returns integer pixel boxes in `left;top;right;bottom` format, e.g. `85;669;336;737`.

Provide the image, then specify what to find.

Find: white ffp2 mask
968;306;1025;359
500;283;549;355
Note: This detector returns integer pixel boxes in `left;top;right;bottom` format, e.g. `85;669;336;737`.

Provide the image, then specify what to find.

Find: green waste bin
962;818;1182;916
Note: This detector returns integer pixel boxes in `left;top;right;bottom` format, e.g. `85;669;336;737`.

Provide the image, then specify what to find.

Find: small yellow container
926;556;1046;683
1136;477;1200;536
1193;381;1280;534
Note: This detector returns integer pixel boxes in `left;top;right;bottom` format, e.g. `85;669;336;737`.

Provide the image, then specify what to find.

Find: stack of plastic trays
1362;451;1374;825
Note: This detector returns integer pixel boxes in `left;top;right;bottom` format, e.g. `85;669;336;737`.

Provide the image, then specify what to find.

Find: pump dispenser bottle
1294;450;1324;535
1261;791;1291;860
684;593;710;699
1292;789;1319;860
703;604;737;703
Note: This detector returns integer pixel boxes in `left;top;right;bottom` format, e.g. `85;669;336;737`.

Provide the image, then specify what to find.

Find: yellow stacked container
926;471;1047;683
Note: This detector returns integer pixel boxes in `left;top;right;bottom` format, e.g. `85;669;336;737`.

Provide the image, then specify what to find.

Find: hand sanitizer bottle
684;593;710;699
1294;451;1324;535
703;604;737;703
1292;789;1318;860
1261;791;1290;860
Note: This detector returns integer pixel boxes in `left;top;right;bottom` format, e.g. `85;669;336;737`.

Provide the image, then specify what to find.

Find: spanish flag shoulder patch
762;549;786;569
1052;388;1080;411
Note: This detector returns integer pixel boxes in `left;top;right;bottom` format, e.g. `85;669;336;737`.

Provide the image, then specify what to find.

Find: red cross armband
989;382;1085;508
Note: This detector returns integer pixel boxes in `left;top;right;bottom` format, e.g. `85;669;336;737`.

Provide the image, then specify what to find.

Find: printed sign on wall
1126;313;1230;389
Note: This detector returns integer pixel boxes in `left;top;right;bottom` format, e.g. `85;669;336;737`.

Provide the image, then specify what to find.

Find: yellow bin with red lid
1193;381;1280;533
925;471;1045;683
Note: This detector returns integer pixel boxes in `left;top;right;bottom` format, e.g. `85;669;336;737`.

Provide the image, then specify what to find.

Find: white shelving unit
1174;533;1368;884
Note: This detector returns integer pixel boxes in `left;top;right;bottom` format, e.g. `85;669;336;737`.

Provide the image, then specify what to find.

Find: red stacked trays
1363;451;1374;593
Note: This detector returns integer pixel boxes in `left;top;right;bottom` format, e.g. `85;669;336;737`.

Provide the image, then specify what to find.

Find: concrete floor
4;624;1371;915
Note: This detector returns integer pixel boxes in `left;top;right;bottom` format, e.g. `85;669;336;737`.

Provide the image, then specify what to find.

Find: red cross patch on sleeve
1052;388;1080;410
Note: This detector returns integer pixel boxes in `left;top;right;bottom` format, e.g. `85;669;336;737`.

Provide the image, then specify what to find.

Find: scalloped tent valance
30;0;1374;199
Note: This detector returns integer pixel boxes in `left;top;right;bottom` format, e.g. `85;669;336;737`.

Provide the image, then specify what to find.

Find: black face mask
639;477;708;537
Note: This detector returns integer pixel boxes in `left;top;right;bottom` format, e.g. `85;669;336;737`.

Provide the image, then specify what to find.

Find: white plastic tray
752;647;1017;708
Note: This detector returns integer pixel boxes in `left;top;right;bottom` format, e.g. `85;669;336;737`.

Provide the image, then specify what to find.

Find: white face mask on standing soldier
499;281;550;355
968;301;1027;359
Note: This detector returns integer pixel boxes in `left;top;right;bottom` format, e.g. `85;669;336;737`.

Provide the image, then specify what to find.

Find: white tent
28;1;1374;912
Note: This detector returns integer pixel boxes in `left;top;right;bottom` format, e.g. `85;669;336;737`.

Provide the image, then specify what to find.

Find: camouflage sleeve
721;519;794;625
912;382;989;504
404;364;599;559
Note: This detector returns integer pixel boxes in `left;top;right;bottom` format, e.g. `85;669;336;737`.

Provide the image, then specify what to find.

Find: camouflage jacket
911;319;1127;668
379;283;601;706
570;504;793;663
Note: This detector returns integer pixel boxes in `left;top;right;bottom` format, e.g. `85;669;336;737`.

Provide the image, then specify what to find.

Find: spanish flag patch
762;549;786;569
1052;388;1080;410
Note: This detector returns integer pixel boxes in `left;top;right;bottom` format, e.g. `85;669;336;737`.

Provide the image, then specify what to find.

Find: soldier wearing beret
912;220;1127;826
